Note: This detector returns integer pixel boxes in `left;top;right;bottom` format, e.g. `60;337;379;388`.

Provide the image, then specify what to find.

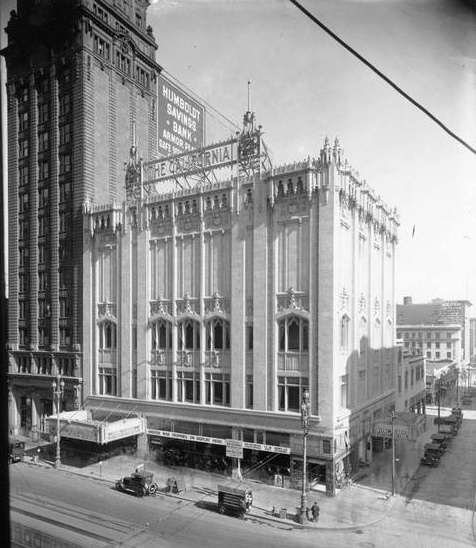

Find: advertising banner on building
148;429;291;454
101;417;145;444
157;74;205;156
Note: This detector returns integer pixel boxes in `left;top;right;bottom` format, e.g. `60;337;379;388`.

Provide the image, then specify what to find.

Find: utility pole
52;375;65;468
437;378;441;433
391;411;396;496
299;387;310;524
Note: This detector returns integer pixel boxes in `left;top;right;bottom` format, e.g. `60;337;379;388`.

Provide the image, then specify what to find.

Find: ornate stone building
82;121;400;494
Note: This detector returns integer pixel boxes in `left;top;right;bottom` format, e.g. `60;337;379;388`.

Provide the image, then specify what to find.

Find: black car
115;470;158;497
8;441;25;464
420;454;439;467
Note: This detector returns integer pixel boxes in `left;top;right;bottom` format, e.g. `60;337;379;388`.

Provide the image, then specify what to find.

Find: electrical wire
161;68;241;134
288;0;476;156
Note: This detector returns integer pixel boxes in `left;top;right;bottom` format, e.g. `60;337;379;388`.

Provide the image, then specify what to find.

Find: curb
23;459;398;531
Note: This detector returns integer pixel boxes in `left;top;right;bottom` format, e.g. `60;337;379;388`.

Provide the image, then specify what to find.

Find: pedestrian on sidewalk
311;502;320;522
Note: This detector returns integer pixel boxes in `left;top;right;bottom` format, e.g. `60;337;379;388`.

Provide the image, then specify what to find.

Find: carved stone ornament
373;297;380;317
358;293;366;315
340;287;350;312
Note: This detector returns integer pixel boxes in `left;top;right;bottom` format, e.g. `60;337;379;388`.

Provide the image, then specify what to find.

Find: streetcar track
10;505;116;543
11;491;137;534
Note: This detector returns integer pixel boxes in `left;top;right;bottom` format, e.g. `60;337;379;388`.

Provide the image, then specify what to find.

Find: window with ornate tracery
178;319;200;350
99;321;117;349
278;315;308;352
340;315;350;351
206;318;230;351
151;319;172;350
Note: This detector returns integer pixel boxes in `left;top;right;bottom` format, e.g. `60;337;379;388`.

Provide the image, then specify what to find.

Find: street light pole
437;378;441;434
299;387;310;524
52;375;65;468
391;411;396;496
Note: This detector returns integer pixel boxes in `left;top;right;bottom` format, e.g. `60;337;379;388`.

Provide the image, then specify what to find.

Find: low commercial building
395;344;426;414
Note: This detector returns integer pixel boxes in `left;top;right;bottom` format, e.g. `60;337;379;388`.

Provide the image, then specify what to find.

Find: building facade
82;124;400;494
397;297;471;364
394;343;426;414
3;0;161;437
397;297;472;403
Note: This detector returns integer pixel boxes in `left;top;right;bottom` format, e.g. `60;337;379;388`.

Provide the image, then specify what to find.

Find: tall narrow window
206;318;230;351
178;319;200;350
278;315;309;352
340;315;350;351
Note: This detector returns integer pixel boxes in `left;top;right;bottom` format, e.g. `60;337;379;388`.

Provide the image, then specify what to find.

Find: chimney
403;296;412;305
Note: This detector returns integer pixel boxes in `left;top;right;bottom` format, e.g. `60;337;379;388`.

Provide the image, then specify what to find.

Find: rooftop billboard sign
157;74;205;156
143;139;237;185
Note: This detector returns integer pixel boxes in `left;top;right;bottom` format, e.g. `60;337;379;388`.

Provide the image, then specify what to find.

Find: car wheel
115;481;122;491
149;483;158;495
219;505;226;515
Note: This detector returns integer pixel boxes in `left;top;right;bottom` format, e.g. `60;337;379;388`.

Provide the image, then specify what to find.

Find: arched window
151;319;172;350
206;318;230;351
278;315;308;352
178;319;200;350
340;315;350;351
99;321;116;349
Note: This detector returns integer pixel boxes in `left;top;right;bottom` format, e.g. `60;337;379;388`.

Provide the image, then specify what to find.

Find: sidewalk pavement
24;453;398;531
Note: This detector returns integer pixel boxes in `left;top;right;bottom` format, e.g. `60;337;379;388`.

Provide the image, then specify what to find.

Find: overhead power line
162;68;241;133
288;0;476;156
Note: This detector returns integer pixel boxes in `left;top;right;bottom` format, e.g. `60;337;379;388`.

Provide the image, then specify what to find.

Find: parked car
115;470;158;497
8;441;25;464
430;433;449;449
420;454;439;467
423;443;444;459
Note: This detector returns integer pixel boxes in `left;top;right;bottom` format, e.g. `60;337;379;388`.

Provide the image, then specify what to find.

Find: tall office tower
2;0;161;437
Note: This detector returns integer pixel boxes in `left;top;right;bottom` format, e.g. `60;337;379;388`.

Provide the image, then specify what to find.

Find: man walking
311;502;320;522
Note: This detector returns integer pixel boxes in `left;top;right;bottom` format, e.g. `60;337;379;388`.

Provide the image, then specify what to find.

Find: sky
2;0;476;309
146;0;476;309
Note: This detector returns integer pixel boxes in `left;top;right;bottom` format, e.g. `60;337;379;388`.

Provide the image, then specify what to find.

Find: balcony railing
150;349;173;366
98;349;117;365
177;350;200;368
277;352;309;372
204;350;231;369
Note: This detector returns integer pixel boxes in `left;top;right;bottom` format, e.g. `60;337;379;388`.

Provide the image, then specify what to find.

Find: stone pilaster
49;62;60;351
28;72;39;350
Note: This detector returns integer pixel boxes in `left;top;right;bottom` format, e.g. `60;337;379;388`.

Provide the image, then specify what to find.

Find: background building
395;342;426;414
3;0;161;437
397;297;472;405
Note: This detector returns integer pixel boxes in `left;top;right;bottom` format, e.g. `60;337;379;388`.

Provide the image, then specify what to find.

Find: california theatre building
82;111;400;496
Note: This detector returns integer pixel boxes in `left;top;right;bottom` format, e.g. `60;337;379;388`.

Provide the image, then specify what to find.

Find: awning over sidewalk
46;410;145;444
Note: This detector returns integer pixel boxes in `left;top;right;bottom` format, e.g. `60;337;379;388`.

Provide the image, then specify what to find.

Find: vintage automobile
420;454;439;467
430;433;450;449
115;470;158;497
8;441;25;464
423;442;444;459
217;483;253;517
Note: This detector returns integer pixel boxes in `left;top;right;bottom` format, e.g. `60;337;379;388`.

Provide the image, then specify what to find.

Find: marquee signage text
147;429;291;454
144;140;237;184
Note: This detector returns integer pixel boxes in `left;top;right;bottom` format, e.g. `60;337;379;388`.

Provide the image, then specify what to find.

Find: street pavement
12;390;476;538
20;451;396;531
